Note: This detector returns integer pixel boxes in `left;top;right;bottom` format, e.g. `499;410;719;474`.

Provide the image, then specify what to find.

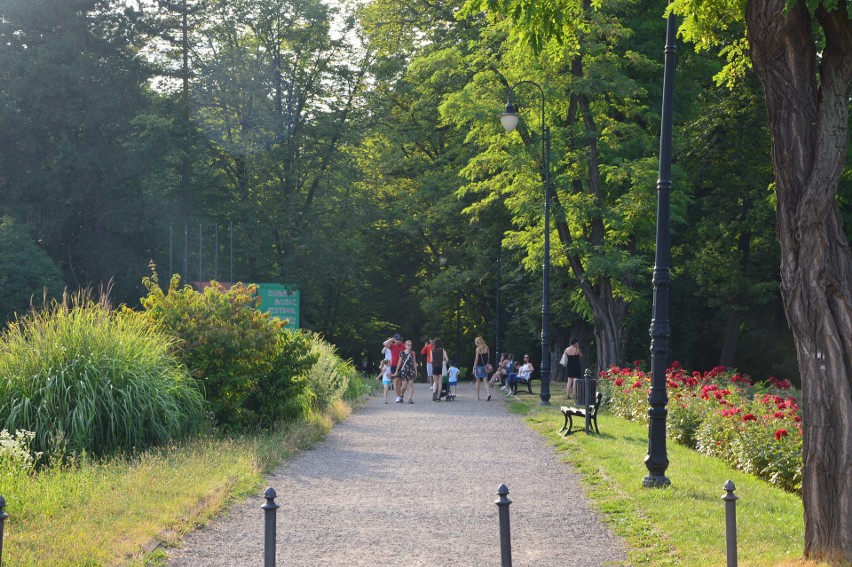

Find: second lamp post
500;81;552;405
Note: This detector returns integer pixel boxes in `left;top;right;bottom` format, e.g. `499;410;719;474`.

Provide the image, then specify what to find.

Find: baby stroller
442;375;454;401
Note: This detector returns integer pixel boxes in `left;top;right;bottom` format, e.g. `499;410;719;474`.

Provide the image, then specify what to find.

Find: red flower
742;414;757;422
775;429;789;440
614;378;624;386
774;411;786;418
632;381;642;389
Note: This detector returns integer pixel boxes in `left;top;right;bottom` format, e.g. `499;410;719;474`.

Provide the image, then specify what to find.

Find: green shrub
0;294;205;456
343;372;372;401
140;268;315;429
304;334;359;412
243;329;317;425
667;393;709;448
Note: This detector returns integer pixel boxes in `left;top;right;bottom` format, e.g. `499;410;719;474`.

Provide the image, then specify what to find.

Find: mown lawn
508;388;820;566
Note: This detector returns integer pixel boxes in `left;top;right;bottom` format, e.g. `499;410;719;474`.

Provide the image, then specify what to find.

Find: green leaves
0;292;205;458
140;265;320;429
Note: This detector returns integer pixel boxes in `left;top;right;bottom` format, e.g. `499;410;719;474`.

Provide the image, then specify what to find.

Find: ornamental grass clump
599;362;802;492
0;293;205;457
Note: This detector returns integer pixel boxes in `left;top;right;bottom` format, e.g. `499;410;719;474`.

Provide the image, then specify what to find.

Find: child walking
447;360;460;401
377;359;392;403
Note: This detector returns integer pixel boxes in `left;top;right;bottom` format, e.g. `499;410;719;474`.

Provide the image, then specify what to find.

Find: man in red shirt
421;338;435;389
383;334;406;373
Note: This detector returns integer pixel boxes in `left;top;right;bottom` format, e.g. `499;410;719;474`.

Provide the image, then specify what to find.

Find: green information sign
257;284;299;329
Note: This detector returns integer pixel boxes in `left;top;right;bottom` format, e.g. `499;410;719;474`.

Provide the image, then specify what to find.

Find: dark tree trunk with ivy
746;0;852;560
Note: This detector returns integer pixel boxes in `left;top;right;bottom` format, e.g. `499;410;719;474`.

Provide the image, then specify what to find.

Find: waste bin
573;376;597;406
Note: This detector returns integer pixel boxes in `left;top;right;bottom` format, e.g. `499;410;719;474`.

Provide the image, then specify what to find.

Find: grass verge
1;400;352;566
508;389;820;567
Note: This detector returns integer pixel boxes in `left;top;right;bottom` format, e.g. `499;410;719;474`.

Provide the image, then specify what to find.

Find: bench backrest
590;391;603;414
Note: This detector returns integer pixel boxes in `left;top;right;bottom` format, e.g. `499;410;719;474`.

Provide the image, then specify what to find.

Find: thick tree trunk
718;310;741;368
746;0;852;560
585;280;628;372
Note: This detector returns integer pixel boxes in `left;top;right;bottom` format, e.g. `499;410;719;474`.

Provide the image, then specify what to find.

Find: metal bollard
583;369;592;434
495;484;513;567
722;480;738;567
1;494;7;567
262;487;280;567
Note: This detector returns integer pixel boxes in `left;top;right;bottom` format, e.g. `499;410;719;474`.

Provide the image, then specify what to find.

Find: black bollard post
262;487;279;567
495;484;513;567
584;369;592;433
0;494;7;567
722;480;738;567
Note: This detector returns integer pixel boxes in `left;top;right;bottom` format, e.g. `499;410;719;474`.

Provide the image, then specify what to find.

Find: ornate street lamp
500;81;552;406
644;6;676;488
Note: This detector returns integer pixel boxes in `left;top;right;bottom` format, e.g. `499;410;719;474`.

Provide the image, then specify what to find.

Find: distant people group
378;334;488;403
377;333;583;402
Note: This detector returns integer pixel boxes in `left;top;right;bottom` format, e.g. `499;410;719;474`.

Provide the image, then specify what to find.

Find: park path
165;382;627;566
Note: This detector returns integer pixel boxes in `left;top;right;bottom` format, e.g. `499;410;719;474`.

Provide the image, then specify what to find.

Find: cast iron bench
510;375;534;394
559;391;603;435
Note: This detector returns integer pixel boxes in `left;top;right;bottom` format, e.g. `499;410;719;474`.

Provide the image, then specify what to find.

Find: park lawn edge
507;389;823;567
1;399;355;567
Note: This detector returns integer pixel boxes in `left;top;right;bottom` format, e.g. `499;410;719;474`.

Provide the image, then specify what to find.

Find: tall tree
454;0;689;372
0;0;157;302
674;0;852;559
468;0;852;557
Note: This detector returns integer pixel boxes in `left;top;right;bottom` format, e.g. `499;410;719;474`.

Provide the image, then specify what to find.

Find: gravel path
166;383;627;566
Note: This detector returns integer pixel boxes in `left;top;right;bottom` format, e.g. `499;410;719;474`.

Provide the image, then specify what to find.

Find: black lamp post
644;6;676;488
495;247;502;357
500;80;552;406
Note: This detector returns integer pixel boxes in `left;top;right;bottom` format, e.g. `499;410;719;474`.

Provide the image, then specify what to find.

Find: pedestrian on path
561;338;583;399
430;338;448;402
421;338;435;390
383;334;406;400
377;360;392;403
383;334;406;371
447;360;459;399
393;339;418;403
472;336;492;401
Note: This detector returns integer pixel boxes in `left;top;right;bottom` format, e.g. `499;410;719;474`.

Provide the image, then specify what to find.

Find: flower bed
599;362;802;492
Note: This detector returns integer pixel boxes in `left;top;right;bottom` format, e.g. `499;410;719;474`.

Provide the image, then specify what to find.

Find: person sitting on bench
505;355;533;394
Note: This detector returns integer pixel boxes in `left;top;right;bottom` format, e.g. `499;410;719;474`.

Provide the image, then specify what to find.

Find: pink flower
775;429;789;440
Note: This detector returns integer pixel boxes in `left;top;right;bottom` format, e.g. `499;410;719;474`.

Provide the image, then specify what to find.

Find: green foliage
244;329;317;425
0;216;64;326
303;334;359;412
0;0;160;304
0;293;205;457
140;267;317;429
